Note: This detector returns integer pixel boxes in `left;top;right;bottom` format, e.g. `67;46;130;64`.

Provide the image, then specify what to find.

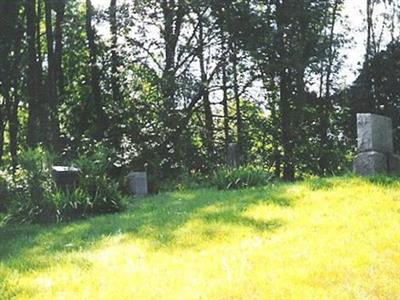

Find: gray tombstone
52;166;81;189
353;151;387;176
127;171;148;197
357;113;393;153
227;143;239;168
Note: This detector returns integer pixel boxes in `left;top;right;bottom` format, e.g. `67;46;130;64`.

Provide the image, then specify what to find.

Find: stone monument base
353;151;387;176
388;153;400;175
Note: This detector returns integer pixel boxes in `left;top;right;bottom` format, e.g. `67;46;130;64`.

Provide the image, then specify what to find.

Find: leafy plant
4;147;127;225
6;148;57;224
211;166;273;190
73;147;127;215
0;171;11;213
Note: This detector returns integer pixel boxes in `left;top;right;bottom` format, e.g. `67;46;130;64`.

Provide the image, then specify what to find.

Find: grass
1;176;400;299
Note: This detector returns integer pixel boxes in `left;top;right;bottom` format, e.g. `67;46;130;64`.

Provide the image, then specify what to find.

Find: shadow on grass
0;184;294;272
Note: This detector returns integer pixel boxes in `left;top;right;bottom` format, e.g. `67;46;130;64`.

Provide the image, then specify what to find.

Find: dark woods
1;0;400;183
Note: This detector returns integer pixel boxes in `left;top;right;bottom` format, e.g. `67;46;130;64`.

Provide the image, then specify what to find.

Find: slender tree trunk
110;0;122;104
270;96;281;178
26;0;41;147
52;0;66;150
222;58;230;155
86;0;107;138
54;1;65;99
45;0;60;149
0;114;5;165
319;0;340;175
198;15;214;157
36;0;48;145
232;42;243;164
365;0;375;111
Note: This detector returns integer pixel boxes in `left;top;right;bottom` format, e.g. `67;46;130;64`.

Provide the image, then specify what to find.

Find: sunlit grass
1;176;400;299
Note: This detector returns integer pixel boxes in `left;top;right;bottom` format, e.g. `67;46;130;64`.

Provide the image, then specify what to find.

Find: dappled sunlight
1;178;400;299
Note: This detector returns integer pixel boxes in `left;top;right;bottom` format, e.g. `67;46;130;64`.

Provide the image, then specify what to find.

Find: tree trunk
222;58;230;155
54;1;65;99
276;0;295;181
198;15;214;158
26;0;42;147
45;0;60;150
110;0;122;104
279;69;295;181
365;0;375;111
86;0;107;139
319;0;340;175
159;0;185;172
232;42;243;165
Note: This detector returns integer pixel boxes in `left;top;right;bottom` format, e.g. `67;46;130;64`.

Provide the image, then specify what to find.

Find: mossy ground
1;176;400;299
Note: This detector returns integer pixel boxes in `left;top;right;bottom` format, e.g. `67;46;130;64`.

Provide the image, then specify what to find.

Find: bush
72;148;127;215
211;166;273;190
0;172;11;213
6;148;57;224
4;147;127;224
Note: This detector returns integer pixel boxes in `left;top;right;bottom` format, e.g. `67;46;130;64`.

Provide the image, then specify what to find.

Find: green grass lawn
1;177;400;299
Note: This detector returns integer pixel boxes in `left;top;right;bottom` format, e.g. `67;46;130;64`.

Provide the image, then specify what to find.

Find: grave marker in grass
127;171;148;196
353;113;400;176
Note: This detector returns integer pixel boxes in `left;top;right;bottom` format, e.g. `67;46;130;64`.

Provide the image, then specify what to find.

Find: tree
86;0;108;139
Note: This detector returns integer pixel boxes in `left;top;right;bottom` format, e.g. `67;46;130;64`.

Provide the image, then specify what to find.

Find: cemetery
1;0;400;299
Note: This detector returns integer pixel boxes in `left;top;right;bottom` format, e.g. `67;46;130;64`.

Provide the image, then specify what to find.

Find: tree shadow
0;184;294;273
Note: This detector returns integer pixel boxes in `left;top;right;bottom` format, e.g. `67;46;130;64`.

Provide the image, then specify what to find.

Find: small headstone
357;113;393;153
353;151;387;176
52;166;81;189
127;171;148;197
227;143;239;168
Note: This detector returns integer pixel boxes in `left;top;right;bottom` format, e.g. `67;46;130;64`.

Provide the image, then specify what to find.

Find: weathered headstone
353;113;400;176
357;113;393;153
52;166;81;189
127;171;148;196
227;143;239;168
353;151;387;176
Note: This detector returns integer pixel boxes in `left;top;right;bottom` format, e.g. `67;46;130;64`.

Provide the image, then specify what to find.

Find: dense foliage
1;0;400;222
2;148;127;224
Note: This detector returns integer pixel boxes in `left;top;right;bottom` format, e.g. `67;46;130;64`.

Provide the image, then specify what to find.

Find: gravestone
227;143;239;168
353;151;387;176
52;166;81;189
353;113;400;176
127;171;148;196
357;113;393;153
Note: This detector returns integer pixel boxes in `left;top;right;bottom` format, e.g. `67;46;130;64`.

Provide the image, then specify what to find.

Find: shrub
4;147;127;224
72;148;127;215
211;165;273;190
0;172;11;213
6;148;57;224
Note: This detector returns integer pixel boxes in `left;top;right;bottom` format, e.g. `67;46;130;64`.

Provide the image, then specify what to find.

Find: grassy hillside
1;177;400;299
